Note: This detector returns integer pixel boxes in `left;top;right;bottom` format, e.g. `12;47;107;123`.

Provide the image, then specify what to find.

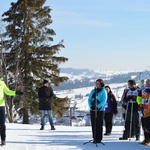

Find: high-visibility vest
0;80;16;107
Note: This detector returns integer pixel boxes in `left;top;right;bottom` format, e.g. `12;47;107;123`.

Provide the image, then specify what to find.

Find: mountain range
52;68;150;91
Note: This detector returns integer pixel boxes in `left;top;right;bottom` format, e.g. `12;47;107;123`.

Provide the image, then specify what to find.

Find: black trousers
90;110;104;142
0;107;6;141
104;112;113;133
123;110;140;139
141;117;150;139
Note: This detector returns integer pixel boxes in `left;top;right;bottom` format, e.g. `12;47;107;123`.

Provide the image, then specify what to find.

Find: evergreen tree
1;0;69;123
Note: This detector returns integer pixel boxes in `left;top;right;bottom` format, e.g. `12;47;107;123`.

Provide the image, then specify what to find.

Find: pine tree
1;0;69;123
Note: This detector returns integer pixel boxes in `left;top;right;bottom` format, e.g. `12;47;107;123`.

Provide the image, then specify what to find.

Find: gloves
16;91;24;95
114;110;118;115
122;104;127;110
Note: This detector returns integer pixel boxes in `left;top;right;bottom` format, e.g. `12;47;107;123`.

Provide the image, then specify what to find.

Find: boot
51;126;55;130
40;125;44;130
104;132;111;135
104;128;111;135
140;138;148;145
136;136;139;141
145;139;150;146
1;140;6;146
119;137;128;140
119;130;128;140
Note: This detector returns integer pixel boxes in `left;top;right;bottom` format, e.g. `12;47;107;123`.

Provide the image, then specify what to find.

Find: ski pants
90;110;104;142
123;110;140;139
104;112;113;133
141;117;150;139
0;107;6;141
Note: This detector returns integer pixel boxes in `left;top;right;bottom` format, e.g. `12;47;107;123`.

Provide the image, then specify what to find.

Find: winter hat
144;88;150;94
43;79;49;85
128;79;136;85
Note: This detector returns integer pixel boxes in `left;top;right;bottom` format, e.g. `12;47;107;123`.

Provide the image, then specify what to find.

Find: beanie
43;79;49;85
128;79;136;85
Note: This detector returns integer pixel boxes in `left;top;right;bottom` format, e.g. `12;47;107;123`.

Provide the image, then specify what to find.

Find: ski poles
129;101;134;141
124;102;129;126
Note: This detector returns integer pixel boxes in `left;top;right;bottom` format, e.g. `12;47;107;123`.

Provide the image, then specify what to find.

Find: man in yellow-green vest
0;78;23;146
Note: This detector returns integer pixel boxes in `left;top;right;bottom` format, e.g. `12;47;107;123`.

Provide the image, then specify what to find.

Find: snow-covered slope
55;83;126;111
3;123;146;150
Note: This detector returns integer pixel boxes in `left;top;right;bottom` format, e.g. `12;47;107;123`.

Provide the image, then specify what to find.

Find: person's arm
148;94;150;109
3;83;16;96
97;89;107;110
49;87;54;99
88;90;94;109
121;89;127;103
112;94;118;114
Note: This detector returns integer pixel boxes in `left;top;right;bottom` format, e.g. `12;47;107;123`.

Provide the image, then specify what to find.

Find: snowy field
1;123;149;150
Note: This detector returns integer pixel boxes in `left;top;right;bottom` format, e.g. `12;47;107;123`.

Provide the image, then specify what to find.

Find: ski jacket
88;86;107;111
143;100;150;118
38;85;54;110
141;86;150;110
0;79;16;107
121;87;142;112
105;91;118;115
141;87;150;118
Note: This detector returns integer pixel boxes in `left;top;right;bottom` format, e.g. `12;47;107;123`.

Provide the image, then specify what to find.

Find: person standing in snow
139;79;150;146
88;78;107;143
119;79;141;141
38;79;55;130
104;86;118;135
120;86;135;138
0;78;23;146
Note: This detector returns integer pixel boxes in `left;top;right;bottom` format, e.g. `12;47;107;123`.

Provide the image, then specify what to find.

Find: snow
55;83;126;111
2;123;148;150
2;79;148;149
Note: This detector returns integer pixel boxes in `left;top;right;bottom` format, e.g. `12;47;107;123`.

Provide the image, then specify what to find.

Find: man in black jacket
119;79;141;140
38;79;55;130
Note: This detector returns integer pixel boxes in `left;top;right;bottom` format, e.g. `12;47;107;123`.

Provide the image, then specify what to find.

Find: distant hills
52;68;150;91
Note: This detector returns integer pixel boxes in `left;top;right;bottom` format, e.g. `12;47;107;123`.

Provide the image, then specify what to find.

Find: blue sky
1;0;150;71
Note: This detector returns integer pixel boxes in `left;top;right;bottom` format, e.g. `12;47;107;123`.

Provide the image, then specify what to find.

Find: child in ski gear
0;78;23;146
38;79;55;130
88;78;107;143
119;79;141;141
104;86;118;135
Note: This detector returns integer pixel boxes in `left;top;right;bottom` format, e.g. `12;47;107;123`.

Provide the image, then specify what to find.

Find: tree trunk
22;107;29;124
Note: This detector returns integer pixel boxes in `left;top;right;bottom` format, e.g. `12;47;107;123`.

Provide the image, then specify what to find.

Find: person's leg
134;112;140;140
47;110;55;130
144;117;150;146
104;113;108;134
107;113;113;134
0;107;6;145
122;113;126;120
95;111;104;142
120;110;130;140
104;113;112;135
90;110;96;140
141;117;147;144
40;110;45;130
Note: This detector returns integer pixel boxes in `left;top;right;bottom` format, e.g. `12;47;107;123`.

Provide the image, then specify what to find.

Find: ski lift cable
138;66;150;81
